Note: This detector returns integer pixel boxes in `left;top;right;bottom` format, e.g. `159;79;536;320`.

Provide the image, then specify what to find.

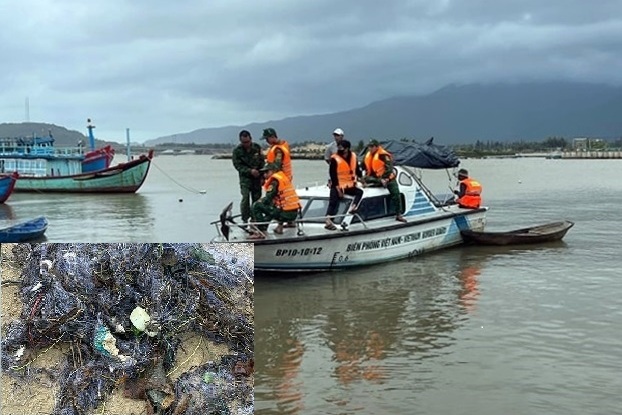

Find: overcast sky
1;0;621;143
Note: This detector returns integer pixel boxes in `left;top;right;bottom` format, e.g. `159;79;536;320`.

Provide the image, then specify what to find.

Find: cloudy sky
1;0;621;143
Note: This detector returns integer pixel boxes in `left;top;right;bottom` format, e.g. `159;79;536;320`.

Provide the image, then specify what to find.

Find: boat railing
0;141;86;158
211;210;370;238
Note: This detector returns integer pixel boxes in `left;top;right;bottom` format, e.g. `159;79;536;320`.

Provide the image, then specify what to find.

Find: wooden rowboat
0;216;48;242
461;220;574;246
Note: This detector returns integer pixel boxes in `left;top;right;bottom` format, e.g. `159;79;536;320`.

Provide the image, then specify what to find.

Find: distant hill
0;122;110;148
144;81;622;145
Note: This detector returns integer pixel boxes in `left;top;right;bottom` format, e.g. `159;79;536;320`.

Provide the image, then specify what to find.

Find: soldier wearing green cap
363;139;406;222
249;162;300;238
263;127;293;182
232;130;265;222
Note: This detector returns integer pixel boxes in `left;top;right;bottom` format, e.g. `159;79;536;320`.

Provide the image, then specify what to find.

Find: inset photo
0;243;253;415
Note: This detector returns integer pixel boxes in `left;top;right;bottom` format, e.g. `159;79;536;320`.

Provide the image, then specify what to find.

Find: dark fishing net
1;243;254;415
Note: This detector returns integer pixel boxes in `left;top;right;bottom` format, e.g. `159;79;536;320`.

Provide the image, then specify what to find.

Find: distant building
573;137;606;150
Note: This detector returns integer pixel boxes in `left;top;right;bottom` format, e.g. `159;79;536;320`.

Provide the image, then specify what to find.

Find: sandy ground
0;243;253;415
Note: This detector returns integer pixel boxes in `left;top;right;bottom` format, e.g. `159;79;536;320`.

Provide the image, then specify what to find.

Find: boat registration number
275;247;323;257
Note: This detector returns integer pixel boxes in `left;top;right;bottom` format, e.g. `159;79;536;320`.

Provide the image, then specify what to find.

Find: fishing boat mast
86;118;96;151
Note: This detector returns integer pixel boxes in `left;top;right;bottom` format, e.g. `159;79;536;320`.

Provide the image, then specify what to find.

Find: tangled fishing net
1;243;254;415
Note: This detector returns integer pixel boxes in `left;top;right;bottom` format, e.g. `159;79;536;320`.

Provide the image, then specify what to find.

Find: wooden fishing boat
0;172;18;203
13;150;154;193
1;119;152;193
460;220;574;246
0;216;48;242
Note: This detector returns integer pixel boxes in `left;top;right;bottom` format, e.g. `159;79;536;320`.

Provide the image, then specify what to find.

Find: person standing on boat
263;128;293;182
232;130;265;223
363;139;406;222
454;168;482;208
250;163;301;239
325;139;363;230
324;128;345;164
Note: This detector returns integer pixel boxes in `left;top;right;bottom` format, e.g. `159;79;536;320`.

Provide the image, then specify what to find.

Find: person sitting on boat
263;128;293;182
453;168;482;209
325;139;364;230
324;128;345;164
362;139;406;223
250;163;301;239
232;130;265;223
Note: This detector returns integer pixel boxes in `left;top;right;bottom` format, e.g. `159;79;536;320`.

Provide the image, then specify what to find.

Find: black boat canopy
360;137;460;169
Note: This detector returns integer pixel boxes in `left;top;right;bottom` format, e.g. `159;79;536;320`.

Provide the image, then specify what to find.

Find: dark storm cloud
1;0;621;141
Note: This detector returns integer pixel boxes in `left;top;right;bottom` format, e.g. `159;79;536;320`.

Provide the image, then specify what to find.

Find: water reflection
255;248;488;414
0;203;15;221
8;193;155;241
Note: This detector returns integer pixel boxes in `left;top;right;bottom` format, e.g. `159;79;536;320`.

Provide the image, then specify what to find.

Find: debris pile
1;243;254;415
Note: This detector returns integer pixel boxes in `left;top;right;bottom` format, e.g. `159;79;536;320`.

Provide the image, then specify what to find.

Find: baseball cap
368;139;380;147
333;128;344;136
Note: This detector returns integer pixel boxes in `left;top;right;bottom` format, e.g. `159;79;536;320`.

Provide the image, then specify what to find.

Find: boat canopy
359;137;460;169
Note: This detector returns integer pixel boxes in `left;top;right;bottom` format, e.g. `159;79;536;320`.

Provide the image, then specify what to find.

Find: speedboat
211;139;488;272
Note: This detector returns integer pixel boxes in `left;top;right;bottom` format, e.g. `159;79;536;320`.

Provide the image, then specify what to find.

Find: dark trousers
326;186;364;217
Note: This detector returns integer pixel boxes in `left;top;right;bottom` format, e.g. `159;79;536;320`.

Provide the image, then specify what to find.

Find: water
255;158;622;415
2;155;245;241
6;153;622;413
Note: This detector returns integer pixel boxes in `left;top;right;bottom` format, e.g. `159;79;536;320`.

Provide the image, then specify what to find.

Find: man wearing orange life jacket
263;128;293;182
363;139;406;222
250;163;300;239
325;139;364;230
454;168;482;209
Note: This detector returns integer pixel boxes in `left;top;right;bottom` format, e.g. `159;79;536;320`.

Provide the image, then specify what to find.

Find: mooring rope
151;161;207;194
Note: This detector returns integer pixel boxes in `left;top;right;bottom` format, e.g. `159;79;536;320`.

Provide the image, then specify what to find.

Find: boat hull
14;151;153;193
0;172;18;203
0;216;48;242
225;209;487;272
460;220;574;245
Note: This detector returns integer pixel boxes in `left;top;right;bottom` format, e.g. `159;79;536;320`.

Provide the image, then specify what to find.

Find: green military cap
259;162;279;172
262;128;277;139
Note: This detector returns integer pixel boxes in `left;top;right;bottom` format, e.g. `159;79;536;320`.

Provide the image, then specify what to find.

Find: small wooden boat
0;172;18;203
0;216;48;242
461;221;574;246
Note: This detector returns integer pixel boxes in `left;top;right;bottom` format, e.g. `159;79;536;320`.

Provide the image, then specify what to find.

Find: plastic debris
130;306;151;331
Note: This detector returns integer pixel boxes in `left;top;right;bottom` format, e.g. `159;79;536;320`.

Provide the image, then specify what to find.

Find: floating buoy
179;199;183;202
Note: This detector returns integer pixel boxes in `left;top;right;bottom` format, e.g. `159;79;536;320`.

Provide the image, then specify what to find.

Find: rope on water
151;161;206;194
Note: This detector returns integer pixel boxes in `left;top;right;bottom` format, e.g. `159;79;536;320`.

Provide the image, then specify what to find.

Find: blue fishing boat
0;120;153;193
0;172;18;203
0;216;48;242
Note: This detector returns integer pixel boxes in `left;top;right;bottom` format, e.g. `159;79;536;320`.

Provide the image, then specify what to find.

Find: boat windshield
299;196;351;224
350;194;405;223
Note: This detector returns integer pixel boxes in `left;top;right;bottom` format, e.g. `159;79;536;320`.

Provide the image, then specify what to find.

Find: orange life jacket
331;152;357;189
264;171;300;211
364;147;395;180
457;178;482;208
266;140;292;181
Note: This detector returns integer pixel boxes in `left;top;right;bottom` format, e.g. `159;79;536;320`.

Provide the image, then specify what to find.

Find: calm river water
255;157;622;415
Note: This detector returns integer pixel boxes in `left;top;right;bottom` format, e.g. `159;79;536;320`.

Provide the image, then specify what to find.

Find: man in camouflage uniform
250;163;300;238
232;130;265;222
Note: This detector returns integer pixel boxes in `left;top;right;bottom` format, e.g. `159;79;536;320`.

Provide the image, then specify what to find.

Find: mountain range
2;82;621;147
144;81;622;146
